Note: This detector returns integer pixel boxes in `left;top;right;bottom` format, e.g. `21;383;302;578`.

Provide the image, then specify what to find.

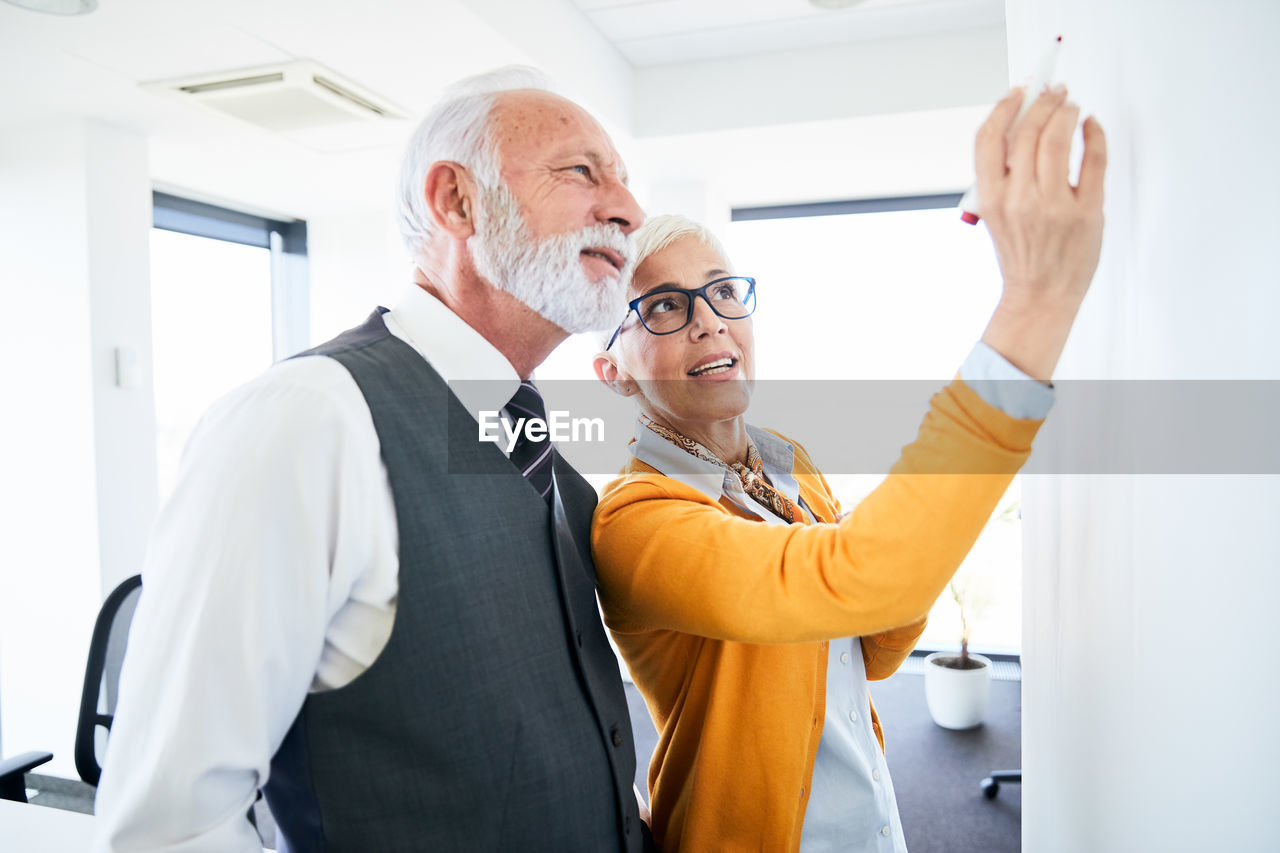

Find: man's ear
593;352;639;398
423;161;478;239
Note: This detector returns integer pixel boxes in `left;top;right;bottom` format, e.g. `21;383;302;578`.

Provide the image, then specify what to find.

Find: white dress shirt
628;343;1050;853
93;286;519;852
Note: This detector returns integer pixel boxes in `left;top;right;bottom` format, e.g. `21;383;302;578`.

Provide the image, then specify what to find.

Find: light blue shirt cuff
959;341;1055;420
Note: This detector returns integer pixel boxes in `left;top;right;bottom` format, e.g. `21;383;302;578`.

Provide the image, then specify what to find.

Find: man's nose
598;179;645;235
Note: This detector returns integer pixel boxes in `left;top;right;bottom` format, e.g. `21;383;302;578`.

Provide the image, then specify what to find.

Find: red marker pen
960;35;1064;225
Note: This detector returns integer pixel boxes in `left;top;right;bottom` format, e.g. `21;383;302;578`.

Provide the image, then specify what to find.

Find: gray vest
264;310;645;852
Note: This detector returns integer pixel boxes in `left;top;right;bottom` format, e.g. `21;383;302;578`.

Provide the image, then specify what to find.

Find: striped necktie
505;380;554;504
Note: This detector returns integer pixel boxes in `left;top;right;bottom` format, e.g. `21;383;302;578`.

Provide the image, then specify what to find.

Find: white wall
463;0;635;138
1010;1;1280;850
0;120;154;774
631;104;991;213
306;209;408;345
634;26;1008;137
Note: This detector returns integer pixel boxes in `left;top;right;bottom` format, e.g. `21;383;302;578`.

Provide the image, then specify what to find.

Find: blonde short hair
598;214;733;349
631;213;731;278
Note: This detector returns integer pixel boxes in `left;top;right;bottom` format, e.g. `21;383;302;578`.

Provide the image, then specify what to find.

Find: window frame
152;192;309;361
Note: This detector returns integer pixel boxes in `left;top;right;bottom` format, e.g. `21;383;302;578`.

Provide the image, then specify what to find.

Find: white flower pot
923;652;992;730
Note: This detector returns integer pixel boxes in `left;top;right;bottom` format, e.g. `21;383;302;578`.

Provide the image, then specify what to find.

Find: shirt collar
383;284;521;418
630;421;726;500
746;424;801;504
629;419;803;517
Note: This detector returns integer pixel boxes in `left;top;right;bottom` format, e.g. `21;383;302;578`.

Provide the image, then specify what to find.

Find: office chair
0;573;273;842
0;574;141;803
75;573;143;786
981;769;1021;799
0;751;54;803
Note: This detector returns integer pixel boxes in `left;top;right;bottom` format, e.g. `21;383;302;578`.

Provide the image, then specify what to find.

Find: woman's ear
423;161;477;239
593;352;639;398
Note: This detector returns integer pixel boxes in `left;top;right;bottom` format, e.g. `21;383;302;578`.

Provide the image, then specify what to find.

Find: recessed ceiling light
808;0;868;9
2;0;97;14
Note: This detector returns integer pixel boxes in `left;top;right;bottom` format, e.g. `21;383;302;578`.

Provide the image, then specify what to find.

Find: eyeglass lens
637;278;755;334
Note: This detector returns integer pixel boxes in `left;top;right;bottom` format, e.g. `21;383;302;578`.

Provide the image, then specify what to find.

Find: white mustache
564;224;633;275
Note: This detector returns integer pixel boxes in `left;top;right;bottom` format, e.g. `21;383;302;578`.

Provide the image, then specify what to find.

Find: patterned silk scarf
639;413;798;523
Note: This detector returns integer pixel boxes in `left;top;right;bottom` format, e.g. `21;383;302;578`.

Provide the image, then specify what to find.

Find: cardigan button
611;725;624;747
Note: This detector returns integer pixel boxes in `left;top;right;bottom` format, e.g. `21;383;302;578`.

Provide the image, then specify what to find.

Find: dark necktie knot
506;380;554;505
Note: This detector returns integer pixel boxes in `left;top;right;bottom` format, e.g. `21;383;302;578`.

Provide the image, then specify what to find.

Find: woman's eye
712;285;736;300
647;298;677;315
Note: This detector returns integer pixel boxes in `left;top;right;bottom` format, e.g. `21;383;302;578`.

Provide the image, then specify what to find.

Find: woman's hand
977;85;1108;382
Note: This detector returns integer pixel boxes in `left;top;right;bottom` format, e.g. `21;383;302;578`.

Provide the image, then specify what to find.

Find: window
725;196;1021;653
150;193;308;500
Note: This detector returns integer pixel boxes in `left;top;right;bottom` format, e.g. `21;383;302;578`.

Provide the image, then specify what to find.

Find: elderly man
93;68;652;852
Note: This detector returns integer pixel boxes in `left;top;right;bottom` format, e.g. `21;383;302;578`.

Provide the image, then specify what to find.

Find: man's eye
571;164;592;177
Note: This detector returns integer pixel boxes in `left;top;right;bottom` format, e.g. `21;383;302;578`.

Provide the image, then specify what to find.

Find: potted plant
923;500;1017;729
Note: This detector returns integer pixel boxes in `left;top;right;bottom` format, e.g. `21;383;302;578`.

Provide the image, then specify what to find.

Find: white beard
469;182;634;334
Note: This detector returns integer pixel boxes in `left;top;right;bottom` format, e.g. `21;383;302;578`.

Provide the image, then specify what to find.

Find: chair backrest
75;574;142;786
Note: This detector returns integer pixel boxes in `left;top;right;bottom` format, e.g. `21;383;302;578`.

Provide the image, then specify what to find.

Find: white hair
395;65;560;260
598;213;733;349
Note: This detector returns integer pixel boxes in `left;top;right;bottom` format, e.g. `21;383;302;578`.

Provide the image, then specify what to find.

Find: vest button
611;725;624;747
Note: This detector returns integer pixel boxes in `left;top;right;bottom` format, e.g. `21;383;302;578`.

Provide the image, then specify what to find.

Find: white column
85;122;159;595
1009;2;1280;850
0;120;155;775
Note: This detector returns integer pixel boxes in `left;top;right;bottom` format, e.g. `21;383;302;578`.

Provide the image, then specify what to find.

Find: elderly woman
590;87;1106;851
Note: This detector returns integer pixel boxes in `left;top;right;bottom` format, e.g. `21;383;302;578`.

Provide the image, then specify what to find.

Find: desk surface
0;799;277;851
0;798;96;851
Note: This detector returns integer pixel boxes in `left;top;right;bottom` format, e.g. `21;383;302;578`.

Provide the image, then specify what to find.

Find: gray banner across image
445;380;1280;477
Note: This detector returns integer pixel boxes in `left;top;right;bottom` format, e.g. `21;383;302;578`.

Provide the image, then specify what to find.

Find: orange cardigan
591;379;1042;852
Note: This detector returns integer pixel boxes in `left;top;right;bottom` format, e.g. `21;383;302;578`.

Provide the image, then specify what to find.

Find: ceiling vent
143;60;411;152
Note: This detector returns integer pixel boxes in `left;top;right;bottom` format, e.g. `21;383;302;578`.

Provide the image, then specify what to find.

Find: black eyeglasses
605;276;757;350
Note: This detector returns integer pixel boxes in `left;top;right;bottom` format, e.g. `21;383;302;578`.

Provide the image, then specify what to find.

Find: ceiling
0;0;1004;221
571;0;1003;65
